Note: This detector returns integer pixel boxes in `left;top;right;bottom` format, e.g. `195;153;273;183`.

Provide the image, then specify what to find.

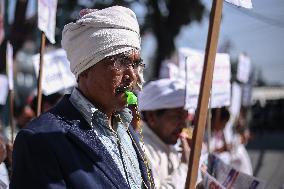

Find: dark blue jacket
10;95;154;189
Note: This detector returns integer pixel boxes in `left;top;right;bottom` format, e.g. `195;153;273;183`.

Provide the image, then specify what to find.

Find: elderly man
138;79;192;189
11;6;153;189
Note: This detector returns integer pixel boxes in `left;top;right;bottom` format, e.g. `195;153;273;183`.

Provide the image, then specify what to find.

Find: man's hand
180;136;191;164
0;136;7;163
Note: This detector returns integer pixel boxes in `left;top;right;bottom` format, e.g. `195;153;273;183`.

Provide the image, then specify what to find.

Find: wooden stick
6;41;15;143
36;32;46;117
207;108;212;153
9;90;14;142
184;0;223;188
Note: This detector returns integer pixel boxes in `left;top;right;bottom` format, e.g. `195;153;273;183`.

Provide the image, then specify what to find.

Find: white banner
179;48;231;110
237;53;251;83
33;49;76;95
230;82;242;118
0;74;8;105
0;0;4;45
207;154;266;189
6;42;13;90
225;0;253;9
38;0;58;44
202;170;226;189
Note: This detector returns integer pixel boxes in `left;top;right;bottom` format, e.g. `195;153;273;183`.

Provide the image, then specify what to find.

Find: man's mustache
115;85;132;94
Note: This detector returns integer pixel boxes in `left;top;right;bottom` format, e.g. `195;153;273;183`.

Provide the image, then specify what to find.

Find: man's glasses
106;54;145;71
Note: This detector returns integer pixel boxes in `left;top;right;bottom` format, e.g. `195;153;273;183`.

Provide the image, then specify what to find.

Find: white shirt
141;124;188;189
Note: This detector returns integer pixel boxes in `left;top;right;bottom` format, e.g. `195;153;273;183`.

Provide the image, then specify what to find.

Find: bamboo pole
9;90;14;142
6;41;15;143
184;0;223;188
36;32;46;117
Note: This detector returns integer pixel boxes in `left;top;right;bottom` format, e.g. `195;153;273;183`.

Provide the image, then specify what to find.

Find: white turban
61;6;141;78
138;79;186;111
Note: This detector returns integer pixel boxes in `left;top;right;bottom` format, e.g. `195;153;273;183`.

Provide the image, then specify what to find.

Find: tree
57;0;205;79
1;0;205;78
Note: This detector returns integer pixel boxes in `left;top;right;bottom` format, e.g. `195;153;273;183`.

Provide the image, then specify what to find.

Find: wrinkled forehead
111;49;141;61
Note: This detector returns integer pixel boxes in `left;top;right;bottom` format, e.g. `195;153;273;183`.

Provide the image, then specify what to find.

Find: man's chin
114;98;128;111
165;137;179;145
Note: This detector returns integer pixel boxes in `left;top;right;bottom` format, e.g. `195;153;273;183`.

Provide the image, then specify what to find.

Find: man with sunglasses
11;6;153;189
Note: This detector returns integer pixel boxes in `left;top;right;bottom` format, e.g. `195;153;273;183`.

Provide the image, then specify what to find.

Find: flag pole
6;41;15;142
36;32;46;117
184;0;223;188
8;89;14;142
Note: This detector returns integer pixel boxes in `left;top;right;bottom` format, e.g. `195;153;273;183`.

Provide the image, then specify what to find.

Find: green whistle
125;91;137;105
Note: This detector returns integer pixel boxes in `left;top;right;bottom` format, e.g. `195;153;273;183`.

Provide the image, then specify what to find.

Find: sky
176;0;284;85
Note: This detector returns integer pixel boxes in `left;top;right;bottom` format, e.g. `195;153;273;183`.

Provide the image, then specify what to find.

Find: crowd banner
38;0;58;44
225;0;252;9
230;82;242;119
207;154;266;189
32;49;76;96
185;0;224;188
237;53;251;83
202;170;226;189
179;48;231;110
0;74;8;105
0;0;4;45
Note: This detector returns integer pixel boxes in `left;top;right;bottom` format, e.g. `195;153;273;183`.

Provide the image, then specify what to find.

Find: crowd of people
0;5;254;189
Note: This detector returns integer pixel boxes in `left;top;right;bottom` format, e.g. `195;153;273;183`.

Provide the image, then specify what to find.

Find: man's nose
123;67;137;83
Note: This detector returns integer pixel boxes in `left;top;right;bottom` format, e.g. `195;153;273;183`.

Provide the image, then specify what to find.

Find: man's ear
145;111;157;128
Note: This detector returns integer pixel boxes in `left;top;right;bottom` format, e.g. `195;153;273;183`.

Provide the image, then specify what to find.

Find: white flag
0;0;4;45
237;53;251;83
225;0;253;9
38;0;58;44
6;42;13;90
32;49;76;95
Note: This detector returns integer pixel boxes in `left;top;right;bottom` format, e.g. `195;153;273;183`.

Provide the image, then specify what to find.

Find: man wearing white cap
11;6;153;189
138;79;191;189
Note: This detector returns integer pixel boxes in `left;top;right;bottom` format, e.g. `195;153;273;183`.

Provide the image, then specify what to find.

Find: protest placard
202;170;226;189
0;74;8;105
207;154;266;189
179;48;231;110
38;0;58;44
237;53;251;83
33;49;76;95
230;82;242;118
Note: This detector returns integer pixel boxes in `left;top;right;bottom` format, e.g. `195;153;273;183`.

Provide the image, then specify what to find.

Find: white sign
6;42;13;90
237;53;251;83
225;0;253;9
33;49;76;95
38;0;58;44
208;154;266;189
0;74;8;105
179;48;231;110
202;170;226;189
230;82;242;118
